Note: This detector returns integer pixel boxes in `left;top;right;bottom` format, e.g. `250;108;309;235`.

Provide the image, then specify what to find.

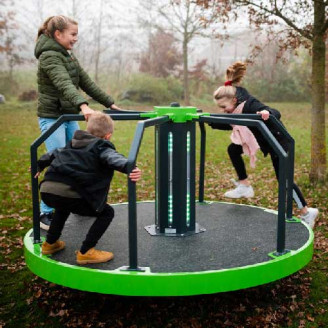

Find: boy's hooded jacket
35;34;114;118
210;86;287;155
37;130;128;212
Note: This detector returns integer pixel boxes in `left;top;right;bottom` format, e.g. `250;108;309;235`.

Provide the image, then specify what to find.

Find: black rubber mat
37;202;309;273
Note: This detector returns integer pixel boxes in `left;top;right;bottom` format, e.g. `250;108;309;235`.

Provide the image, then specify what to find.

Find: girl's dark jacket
209;87;288;156
37;130;128;212
35;34;114;118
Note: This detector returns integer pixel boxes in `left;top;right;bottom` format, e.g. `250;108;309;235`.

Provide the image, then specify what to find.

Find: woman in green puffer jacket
35;15;121;230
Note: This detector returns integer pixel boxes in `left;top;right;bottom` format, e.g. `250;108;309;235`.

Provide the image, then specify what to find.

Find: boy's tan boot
76;248;114;265
42;240;65;255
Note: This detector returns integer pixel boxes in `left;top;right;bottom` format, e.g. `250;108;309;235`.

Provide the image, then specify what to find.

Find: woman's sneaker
224;184;254;198
40;212;53;231
76;248;114;265
300;208;319;229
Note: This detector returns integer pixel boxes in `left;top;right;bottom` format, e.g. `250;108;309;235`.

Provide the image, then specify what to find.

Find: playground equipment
24;104;313;296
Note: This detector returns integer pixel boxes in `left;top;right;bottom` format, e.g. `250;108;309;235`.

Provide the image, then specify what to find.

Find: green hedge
120;74;183;104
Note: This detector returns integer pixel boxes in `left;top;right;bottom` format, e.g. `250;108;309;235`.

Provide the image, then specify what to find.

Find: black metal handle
200;115;288;255
126;116;170;270
30;115;85;243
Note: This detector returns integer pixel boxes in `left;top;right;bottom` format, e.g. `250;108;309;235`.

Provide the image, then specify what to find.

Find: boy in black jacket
35;112;141;264
211;62;318;229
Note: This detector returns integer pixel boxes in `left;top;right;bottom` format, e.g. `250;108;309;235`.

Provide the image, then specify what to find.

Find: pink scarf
230;101;260;168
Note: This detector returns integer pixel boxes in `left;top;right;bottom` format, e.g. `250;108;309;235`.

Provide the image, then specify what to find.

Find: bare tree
138;0;158;80
197;0;328;182
326;39;328;102
138;0;220;104
92;0;115;84
71;0;78;19
0;2;25;85
139;30;182;77
107;32;137;89
93;0;104;84
157;0;220;105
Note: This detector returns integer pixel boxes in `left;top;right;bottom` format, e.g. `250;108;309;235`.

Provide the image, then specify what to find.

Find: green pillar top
140;105;209;123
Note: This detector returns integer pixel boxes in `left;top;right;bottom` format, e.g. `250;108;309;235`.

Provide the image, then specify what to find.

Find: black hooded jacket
210;86;288;155
37;130;128;212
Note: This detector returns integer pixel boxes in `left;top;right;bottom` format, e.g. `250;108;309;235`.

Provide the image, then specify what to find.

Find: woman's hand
110;104;122;111
257;110;270;121
129;168;141;182
80;104;95;121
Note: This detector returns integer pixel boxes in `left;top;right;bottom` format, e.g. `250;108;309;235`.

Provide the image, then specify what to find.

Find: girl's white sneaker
300;208;319;229
224;184;254;199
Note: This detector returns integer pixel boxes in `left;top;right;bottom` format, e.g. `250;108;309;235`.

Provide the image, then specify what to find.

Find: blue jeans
38;118;80;214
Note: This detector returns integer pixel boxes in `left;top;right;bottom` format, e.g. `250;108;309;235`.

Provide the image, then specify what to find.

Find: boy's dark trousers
227;143;307;208
41;192;114;253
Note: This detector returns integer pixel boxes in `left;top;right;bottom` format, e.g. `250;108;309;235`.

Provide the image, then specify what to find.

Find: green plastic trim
24;203;313;297
154;106;197;123
139;107;210;123
140;106;198;123
185;112;210;121
139;112;157;119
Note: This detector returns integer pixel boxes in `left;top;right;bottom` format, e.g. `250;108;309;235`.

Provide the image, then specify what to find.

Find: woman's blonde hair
37;15;78;40
87;112;114;138
213;61;247;100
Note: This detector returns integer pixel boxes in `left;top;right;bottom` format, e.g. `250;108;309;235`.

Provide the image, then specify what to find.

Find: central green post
143;103;205;236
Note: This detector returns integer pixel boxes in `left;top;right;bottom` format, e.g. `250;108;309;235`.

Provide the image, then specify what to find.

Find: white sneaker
230;178;240;187
224;184;254;198
300;208;319;229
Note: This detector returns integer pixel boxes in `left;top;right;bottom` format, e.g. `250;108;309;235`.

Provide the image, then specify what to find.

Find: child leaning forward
210;61;318;229
35;112;141;264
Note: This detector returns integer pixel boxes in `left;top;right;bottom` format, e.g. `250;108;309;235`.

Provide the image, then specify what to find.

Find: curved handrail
30;114;85;243
30;113;144;243
126;116;170;270
103;109;148;115
199;115;289;255
210;114;295;218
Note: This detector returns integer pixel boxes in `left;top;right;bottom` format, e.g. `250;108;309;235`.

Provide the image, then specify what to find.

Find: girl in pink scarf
210;61;318;228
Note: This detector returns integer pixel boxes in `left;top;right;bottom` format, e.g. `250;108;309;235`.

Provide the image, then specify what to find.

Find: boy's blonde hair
37;15;78;39
213;61;247;100
87;112;114;138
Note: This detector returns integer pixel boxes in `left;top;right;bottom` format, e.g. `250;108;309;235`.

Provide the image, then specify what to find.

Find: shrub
18;90;38;101
120;74;183;105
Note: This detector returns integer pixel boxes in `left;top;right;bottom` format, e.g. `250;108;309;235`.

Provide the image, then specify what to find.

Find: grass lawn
0;100;327;327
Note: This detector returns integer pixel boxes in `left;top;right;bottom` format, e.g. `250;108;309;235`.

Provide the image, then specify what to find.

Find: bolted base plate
144;223;206;236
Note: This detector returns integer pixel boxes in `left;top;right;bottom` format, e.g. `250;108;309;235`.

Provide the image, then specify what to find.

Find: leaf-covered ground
0;101;327;327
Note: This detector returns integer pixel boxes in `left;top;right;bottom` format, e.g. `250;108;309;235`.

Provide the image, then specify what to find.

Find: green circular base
24;202;313;296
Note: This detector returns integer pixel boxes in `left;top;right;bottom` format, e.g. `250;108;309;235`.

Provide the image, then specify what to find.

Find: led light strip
168;132;173;226
155;128;159;226
186;131;190;227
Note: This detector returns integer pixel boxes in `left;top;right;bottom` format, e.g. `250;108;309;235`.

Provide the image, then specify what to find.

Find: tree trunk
183;38;190;105
94;0;103;84
326;39;328;102
71;0;77;18
310;0;326;181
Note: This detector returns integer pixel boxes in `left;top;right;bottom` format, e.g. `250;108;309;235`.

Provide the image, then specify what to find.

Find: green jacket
35;34;114;118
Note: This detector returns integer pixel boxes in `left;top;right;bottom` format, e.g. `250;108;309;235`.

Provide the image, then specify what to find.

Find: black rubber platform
40;202;309;273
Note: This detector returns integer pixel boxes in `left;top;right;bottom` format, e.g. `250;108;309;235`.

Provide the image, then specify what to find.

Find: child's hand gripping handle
129;168;141;182
256;110;270;121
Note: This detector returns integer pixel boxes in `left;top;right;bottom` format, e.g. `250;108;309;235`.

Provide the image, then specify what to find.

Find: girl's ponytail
37;15;78;40
225;61;247;85
213;61;247;100
37;16;54;40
